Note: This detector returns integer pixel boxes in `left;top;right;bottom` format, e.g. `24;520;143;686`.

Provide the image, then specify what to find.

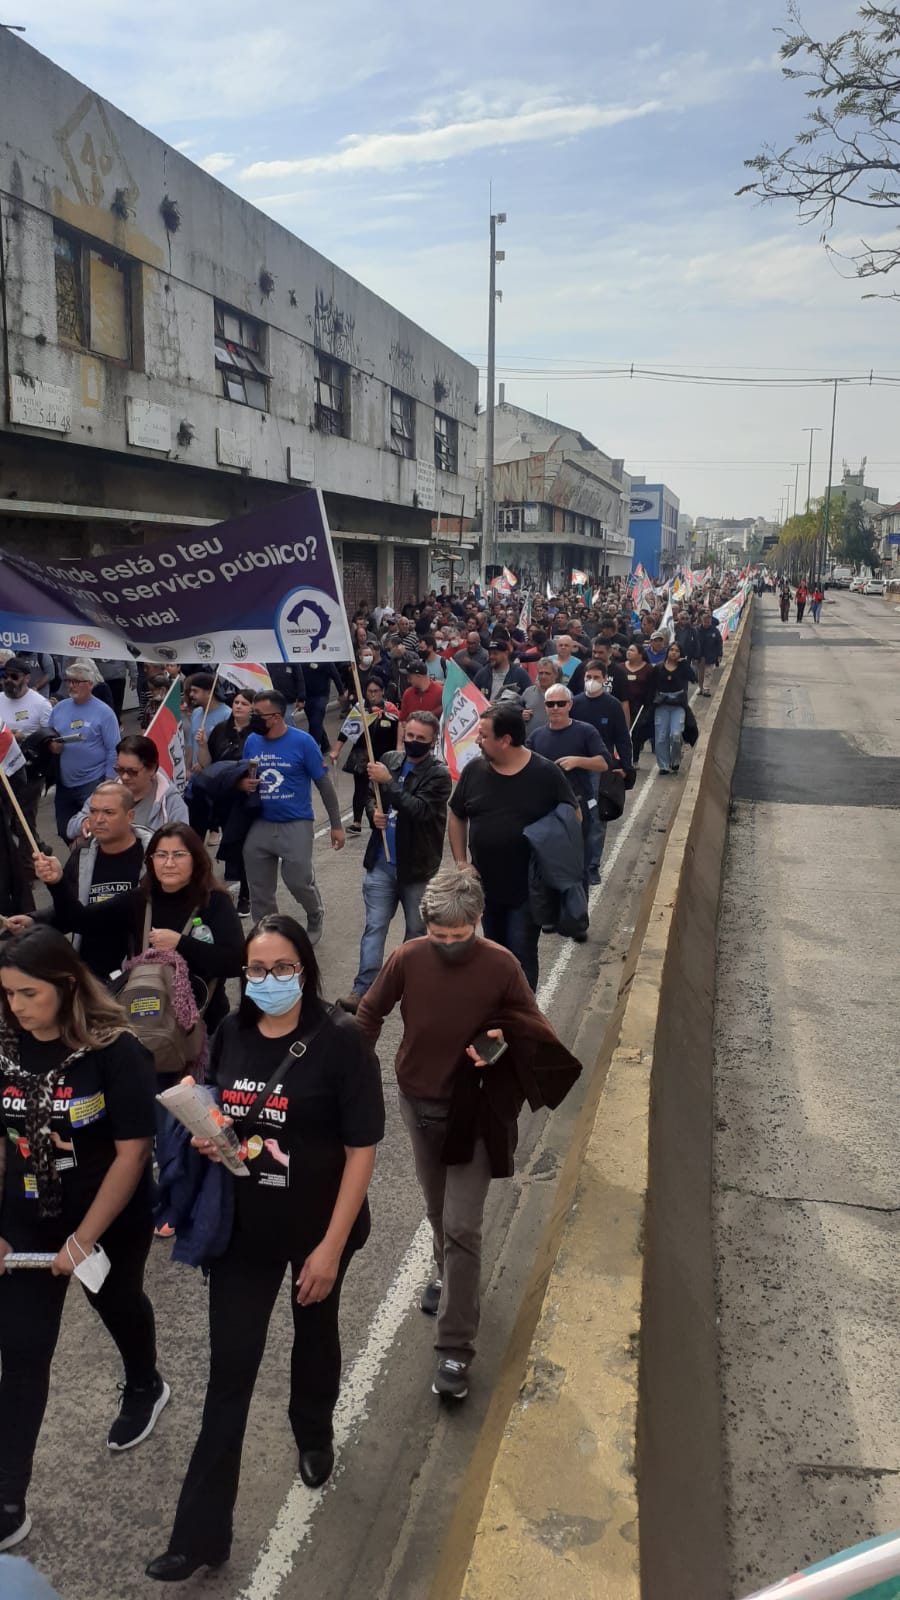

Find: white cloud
240;99;663;180
196;152;235;175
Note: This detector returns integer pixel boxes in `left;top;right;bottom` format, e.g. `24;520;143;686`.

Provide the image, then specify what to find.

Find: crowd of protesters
0;565;739;1587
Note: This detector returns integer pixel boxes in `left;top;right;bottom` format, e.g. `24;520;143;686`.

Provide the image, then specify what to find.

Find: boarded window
341;542;377;616
390;390;415;457
89;252;129;361
53;227;131;362
214;303;270;410
316;353;348;436
434;412;458;473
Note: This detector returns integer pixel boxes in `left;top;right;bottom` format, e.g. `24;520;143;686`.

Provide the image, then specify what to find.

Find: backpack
114;907;214;1075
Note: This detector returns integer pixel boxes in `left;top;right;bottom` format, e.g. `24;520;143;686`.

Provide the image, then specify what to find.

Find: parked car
864;577;886;595
849;576;867;591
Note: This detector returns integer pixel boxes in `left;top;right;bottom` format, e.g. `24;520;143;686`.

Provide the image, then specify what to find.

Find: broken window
53;226;131;363
214;302;270;410
390;390;415;457
498;506;522;533
434;412;458;473
316;353;348;436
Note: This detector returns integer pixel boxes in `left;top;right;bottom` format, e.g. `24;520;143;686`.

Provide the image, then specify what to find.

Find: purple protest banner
0;490;353;665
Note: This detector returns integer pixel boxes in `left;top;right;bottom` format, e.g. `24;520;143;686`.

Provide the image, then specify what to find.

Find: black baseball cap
2;658;30;678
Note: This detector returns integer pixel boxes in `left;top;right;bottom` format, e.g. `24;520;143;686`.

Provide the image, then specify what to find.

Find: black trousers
351;770;369;824
168;1239;352;1559
0;1220;156;1503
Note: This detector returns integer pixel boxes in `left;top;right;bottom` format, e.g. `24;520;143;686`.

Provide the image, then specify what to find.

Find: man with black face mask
338;712;450;1013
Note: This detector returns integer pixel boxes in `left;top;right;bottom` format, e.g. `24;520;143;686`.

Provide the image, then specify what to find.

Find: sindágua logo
275;587;344;659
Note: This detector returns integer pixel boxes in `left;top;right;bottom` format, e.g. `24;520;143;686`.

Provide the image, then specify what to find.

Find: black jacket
363;750;451;885
473;661;532;698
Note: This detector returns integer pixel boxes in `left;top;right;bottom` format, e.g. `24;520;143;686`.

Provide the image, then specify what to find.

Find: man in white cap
47;659;119;840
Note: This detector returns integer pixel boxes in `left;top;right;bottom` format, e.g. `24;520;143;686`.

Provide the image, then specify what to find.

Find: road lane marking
239;1220;434;1600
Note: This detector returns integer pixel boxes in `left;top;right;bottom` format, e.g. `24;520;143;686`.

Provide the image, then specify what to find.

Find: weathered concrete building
477;398;633;590
0;35;478;613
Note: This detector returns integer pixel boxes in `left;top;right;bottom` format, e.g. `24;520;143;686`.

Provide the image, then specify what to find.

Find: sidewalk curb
430;602;754;1600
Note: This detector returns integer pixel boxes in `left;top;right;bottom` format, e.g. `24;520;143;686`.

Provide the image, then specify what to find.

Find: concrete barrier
433;602;755;1600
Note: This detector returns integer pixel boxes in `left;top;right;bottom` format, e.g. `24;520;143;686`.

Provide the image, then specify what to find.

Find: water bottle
191;917;214;944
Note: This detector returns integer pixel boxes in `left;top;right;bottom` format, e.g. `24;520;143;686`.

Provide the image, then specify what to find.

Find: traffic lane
25;699;712;1600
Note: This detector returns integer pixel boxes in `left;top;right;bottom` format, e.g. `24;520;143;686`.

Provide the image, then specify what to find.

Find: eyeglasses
255;709;281;720
114;764;143;777
243;962;303;983
64;677;87;685
545;699;570;708
153;850;190;864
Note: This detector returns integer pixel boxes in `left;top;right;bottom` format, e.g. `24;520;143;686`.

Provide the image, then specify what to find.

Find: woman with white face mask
0;928;161;1556
146;914;384;1584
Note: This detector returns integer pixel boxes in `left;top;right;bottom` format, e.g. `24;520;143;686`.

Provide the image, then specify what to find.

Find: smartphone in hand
469;1032;508;1066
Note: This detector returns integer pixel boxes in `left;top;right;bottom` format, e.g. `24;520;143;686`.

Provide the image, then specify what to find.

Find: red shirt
399;681;444;722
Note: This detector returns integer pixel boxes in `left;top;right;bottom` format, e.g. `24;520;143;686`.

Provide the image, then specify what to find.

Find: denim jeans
353;863;427;993
654;704;686;771
54;779;96;843
588;808;608;874
481;899;541;991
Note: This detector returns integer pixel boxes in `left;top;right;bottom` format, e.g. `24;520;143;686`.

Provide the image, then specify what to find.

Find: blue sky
22;0;900;518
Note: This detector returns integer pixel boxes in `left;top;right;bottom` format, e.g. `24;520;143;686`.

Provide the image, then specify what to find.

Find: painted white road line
239;1220;434;1600
314;807;353;839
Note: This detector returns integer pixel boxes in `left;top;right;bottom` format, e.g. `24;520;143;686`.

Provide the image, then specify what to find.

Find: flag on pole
144;677;187;793
546;581;553;600
519;591;533;632
571;568;588;586
218;662;273;695
502;565;518;588
441;658;489;780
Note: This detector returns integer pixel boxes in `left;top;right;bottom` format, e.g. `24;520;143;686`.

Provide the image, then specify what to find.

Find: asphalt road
714;587;900;1595
21;679;722;1600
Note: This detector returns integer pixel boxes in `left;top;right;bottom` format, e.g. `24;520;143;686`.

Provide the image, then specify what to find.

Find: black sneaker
108;1374;170;1452
432;1358;469;1400
237;896;251;917
420;1278;442;1316
0;1503;31;1552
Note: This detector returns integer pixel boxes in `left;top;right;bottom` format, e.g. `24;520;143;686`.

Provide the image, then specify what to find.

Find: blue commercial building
628;479;680;580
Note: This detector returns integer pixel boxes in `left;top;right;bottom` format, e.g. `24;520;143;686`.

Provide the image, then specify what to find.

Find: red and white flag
144;679;187;793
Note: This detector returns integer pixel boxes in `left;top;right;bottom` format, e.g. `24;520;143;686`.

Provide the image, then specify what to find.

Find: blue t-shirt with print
48;694;119;787
381;759;414;870
243;727;326;822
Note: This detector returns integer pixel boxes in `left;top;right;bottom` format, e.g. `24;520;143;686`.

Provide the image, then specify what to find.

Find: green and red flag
144;677;187;793
441;658;489;780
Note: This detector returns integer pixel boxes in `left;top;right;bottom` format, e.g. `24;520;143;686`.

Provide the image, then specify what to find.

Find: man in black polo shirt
526;686;610;894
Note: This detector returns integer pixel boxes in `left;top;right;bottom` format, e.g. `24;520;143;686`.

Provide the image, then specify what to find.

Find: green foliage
828;495;881;568
739;3;900;289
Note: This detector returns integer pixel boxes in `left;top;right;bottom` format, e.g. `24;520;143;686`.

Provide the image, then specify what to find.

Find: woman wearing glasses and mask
146;913;384;1583
34;823;243;1032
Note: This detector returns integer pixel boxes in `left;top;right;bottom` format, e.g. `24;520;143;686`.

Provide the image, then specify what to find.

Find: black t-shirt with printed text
212;1009;385;1260
449;750;578;907
0;1030;157;1249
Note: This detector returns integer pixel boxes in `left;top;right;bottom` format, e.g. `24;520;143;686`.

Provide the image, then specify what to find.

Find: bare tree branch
739;4;900;285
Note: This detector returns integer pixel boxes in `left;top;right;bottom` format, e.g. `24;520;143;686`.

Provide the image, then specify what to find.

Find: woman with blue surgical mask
147;914;385;1584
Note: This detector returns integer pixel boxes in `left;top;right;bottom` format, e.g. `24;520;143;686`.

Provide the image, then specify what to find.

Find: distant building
871;501;900;570
827;460;879;507
476;397;632;589
629;479;680;579
0;34;477;613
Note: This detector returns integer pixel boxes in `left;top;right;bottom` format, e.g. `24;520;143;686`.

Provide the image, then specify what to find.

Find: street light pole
819;380;839;580
481;209;505;582
803;426;821;515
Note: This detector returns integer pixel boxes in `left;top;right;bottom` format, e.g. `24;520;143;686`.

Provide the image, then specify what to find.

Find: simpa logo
194;638;215;660
230;637;249;660
275;588;344;659
68;633;101;650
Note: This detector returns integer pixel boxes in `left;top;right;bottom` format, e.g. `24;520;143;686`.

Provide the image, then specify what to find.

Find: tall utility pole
803;426;821;514
819;380;839;580
481;209;506;581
